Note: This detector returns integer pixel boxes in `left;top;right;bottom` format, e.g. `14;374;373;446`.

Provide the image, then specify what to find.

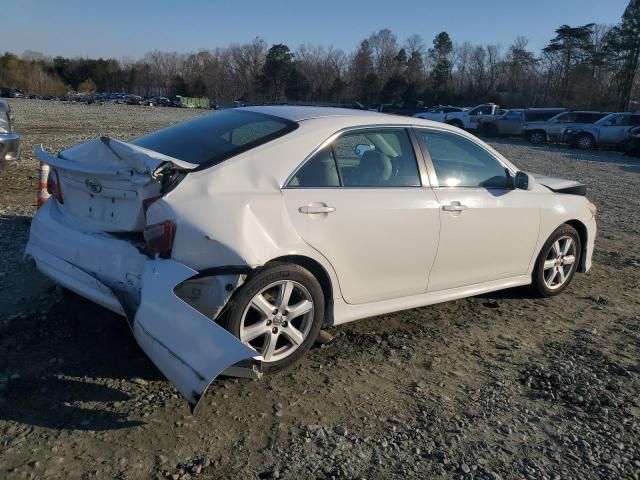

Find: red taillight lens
143;220;175;257
47;168;64;204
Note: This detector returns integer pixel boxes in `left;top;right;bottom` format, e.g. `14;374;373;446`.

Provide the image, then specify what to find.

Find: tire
530;224;581;297
527;130;546;144
446;119;464;129
482;123;498;137
221;262;325;373
575;133;595;150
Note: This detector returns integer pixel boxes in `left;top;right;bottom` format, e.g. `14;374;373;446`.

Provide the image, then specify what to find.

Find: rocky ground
0;99;638;479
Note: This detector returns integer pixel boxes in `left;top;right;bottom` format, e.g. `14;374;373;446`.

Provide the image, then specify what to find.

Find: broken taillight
47;168;64;204
143;220;175;257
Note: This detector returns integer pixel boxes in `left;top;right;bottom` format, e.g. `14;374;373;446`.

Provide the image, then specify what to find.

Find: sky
1;0;629;59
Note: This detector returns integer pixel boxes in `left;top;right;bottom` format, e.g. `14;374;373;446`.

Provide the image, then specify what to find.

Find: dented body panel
133;260;258;409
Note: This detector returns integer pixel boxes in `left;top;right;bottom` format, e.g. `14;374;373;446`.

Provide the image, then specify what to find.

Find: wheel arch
564;219;589;272
268;255;335;326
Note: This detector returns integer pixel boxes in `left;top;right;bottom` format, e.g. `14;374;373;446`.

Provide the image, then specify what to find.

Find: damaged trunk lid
36;137;197;232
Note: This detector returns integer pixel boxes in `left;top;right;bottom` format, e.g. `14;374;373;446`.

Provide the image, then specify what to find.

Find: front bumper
25;200;259;411
0;133;20;161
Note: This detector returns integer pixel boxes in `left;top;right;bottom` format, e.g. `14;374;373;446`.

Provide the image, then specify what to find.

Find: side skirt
332;275;531;325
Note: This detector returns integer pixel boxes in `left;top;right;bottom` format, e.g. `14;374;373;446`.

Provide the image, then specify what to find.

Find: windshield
133;110;297;167
595;113;618;125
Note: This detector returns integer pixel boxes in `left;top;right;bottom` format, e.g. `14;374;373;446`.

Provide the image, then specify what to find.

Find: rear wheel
527;130;546;144
221;263;324;373
531;224;581;297
575;133;595;150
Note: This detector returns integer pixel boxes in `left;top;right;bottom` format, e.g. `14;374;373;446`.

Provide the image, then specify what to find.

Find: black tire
527;130;546;144
482;123;498;137
575;133;595;150
446;119;464;129
221;262;325;373
530;224;581;297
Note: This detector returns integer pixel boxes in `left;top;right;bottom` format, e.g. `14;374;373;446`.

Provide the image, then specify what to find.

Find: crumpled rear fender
133;259;259;412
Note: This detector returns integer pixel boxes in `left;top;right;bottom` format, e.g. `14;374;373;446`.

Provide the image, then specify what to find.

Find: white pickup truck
442;103;501;130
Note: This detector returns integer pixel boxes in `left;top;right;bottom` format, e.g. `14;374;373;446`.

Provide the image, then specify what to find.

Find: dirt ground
0;100;639;480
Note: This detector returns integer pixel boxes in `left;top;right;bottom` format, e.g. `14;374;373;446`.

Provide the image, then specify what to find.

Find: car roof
239;105;388;122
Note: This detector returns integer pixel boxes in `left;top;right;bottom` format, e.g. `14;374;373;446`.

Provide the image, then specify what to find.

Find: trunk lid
36;137;198;232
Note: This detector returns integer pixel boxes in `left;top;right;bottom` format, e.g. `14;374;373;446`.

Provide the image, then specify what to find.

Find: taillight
143;220;175;257
47;168;64;204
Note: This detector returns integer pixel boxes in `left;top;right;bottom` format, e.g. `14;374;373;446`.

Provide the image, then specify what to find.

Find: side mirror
355;144;373;157
514;171;535;191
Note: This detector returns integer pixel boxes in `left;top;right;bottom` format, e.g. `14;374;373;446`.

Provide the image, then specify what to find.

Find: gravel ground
0;99;639;480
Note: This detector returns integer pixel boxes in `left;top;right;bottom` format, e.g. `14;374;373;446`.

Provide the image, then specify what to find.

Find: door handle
299;205;336;214
442;202;468;212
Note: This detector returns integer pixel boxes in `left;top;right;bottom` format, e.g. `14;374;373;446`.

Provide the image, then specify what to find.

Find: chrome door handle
442;202;468;212
299;205;336;214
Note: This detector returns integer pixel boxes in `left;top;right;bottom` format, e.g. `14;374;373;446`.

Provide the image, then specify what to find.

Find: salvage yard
1;99;639;479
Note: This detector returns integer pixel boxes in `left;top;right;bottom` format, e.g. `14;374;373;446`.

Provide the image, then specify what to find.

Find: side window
333;129;421;187
611;115;631;126
556;113;577;123
420;131;510;188
505;111;523;121
287;146;339;188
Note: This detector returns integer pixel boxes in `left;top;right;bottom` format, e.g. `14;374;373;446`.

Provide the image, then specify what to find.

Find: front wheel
531;224;581;297
221;262;325;373
575;133;595;150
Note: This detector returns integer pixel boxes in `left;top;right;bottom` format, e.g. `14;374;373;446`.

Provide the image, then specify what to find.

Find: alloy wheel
240;280;314;362
542;236;577;290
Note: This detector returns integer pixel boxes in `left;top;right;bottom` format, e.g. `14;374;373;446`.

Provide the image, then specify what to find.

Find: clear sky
1;0;629;59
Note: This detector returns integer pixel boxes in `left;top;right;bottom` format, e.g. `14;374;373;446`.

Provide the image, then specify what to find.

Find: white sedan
26;106;596;410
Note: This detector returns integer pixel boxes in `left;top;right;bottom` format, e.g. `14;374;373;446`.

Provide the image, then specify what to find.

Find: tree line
2;0;640;111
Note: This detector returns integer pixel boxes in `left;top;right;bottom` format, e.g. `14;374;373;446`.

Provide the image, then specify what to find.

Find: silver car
523;111;608;144
563;113;640;150
0;100;20;161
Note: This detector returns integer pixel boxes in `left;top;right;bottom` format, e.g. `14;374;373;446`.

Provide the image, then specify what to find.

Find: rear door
283;127;440;304
414;128;540;292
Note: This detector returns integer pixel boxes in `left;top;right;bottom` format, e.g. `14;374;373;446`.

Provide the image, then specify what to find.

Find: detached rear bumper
25;201;259;410
0;133;20;161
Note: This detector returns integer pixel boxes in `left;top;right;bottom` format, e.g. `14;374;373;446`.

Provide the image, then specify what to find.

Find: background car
412;105;465;122
479;108;566;137
523;111;609;144
441;103;502;130
562;112;640;150
0;99;20;161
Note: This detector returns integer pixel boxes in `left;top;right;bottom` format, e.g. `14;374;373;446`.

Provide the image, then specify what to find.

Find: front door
414;128;540;292
283;128;440;304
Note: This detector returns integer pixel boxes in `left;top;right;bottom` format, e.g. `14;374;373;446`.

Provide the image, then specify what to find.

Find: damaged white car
26;106;597;410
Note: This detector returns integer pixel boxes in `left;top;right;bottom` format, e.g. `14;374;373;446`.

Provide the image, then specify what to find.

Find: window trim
284;125;430;189
412;126;517;189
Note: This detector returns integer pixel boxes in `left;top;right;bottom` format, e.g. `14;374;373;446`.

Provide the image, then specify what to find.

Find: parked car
523;111;609;144
622;125;640;156
0;99;20;161
479;108;567;137
412;105;465;122
562;112;640;150
442;103;502;130
26;106;596;409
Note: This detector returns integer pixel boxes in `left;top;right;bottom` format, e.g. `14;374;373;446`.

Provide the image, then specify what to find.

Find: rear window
133;110;297;168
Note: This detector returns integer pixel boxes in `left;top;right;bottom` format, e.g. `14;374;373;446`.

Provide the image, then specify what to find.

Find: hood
533;174;586;196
